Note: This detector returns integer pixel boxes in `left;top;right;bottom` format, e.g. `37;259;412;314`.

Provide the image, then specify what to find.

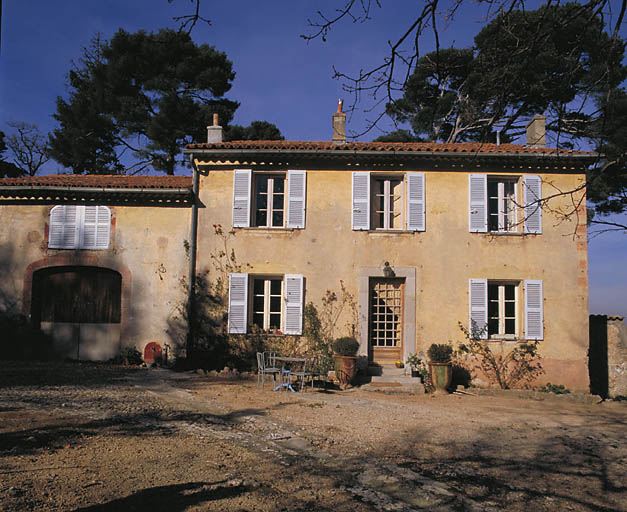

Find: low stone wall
590;315;627;398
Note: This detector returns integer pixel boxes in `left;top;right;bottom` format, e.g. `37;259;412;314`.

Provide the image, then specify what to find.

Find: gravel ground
0;362;626;511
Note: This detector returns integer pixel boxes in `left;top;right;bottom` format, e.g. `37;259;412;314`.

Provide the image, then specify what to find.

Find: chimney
332;99;346;144
526;114;546;148
207;113;223;143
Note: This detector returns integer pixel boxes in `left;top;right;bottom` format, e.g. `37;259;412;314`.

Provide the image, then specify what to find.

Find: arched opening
31;266;122;360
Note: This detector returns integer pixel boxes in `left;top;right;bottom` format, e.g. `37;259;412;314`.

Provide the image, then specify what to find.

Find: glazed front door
369;278;404;364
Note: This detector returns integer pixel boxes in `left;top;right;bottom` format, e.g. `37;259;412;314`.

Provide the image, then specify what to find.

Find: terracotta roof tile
0;174;192;189
186;140;594;156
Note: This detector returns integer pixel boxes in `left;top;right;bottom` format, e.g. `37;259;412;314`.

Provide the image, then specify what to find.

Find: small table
273;356;307;392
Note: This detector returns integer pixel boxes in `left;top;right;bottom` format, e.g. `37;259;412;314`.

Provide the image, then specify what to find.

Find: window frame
487;280;519;340
250;276;284;332
371;175;404;231
252;173;286;229
488;177;518;233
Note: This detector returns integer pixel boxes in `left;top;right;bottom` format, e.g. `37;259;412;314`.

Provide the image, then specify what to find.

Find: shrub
539;382;570;394
110;347;143;366
428;343;452;363
455;321;544;389
332;337;359;356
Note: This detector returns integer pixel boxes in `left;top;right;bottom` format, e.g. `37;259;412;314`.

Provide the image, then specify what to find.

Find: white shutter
524;175;542;234
49;205;79;249
406;172;425;231
232;169;251;228
82;206;98;248
80;206;111;249
286;170;306;229
228;273;248;334
283;274;303;335
469;278;488;339
524;280;543;340
469;174;487;232
95;206;111;249
352;171;370;230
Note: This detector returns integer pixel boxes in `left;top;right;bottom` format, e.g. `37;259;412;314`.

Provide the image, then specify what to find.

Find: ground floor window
488;282;518;338
251;277;283;331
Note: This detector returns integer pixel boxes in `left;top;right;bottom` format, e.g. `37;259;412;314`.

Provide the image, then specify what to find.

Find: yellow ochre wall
196;167;589;391
0;204;190;358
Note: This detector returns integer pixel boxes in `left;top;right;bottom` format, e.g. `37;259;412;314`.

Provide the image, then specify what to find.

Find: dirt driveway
0;362;625;511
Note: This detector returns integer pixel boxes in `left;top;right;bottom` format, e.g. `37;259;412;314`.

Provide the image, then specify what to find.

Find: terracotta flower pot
428;362;452;394
334;355;357;388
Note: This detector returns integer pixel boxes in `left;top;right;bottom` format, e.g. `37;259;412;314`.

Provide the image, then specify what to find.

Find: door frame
358;266;416;364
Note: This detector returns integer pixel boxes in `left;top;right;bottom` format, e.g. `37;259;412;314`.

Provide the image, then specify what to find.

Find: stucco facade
188;138;594;391
0;175;192;361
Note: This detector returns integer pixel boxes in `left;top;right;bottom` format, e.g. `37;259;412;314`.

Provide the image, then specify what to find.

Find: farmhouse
0;107;596;390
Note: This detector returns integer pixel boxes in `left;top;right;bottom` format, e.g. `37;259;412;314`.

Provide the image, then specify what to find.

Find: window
469;279;543;340
48;205;111;250
252;277;283;330
254;175;285;228
352;172;425;231
488;178;517;232
372;177;403;230
488;282;517;338
228;273;304;335
232;169;306;229
469;174;542;234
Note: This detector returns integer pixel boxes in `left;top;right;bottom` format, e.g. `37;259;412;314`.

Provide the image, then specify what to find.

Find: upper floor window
232;169;306;229
352;172;425;231
469;174;542;234
48;205;111;250
488;178;517;233
254;174;285;228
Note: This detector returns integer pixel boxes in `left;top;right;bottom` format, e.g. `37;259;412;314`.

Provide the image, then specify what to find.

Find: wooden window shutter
49;205;79;249
469;278;488;339
232;169;252;228
406;172;425;231
469;174;487;232
352;171;370;230
286;170;306;229
283;274;304;335
524;280;543;340
80;206;111;249
228;273;248;334
523;175;542;234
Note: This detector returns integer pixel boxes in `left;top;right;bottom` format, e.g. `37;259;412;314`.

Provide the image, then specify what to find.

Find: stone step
364;365;425;394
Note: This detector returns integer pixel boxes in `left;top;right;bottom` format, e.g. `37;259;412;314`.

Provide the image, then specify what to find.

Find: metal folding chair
290;357;314;392
256;351;280;388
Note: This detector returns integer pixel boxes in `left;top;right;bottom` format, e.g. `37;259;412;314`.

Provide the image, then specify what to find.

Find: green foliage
539;382;571;395
332;337;359;356
405;352;421;368
427;343;453;363
372;129;423;142
110;346;143;366
383;3;627;225
49;29;238;175
456;321;544;389
225;121;284;141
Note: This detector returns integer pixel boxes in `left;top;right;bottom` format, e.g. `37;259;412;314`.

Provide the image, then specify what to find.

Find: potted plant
333;337;359;388
427;343;453;394
405;352;421;377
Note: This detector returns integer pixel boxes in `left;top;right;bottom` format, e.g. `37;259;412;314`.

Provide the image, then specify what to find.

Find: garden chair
256;351;280;389
290;356;314;392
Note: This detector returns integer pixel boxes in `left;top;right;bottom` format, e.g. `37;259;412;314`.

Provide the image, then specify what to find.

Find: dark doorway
31;266;122;360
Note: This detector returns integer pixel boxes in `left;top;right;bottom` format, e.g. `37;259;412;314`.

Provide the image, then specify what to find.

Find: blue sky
1;0;625;318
